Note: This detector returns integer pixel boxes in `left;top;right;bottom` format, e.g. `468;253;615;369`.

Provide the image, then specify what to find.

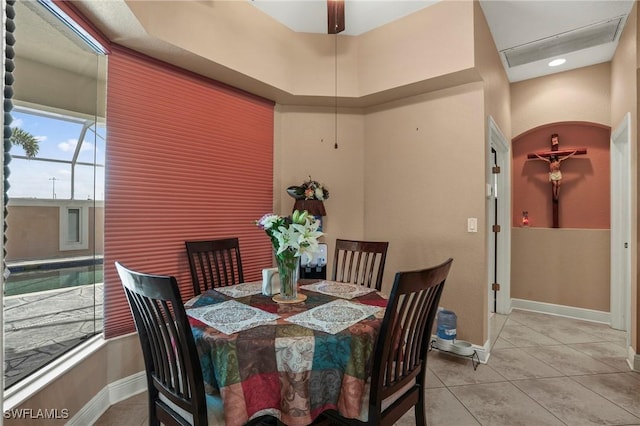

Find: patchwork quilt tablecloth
186;284;387;426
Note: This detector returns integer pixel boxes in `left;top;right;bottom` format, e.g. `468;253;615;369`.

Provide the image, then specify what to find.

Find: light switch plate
467;218;478;233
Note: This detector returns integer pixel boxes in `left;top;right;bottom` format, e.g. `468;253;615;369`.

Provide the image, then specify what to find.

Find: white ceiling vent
501;16;625;68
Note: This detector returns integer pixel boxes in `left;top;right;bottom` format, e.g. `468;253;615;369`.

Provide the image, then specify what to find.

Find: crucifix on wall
527;134;587;228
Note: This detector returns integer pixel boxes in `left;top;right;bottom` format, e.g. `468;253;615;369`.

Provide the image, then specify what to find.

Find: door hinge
492;166;501;174
492;283;500;291
492;224;501;233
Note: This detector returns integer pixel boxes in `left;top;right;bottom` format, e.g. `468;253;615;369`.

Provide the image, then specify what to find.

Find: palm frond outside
10;127;39;158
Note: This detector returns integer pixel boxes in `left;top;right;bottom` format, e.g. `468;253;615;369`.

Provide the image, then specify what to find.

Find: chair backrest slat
115;262;208;425
332;239;389;291
185;238;244;295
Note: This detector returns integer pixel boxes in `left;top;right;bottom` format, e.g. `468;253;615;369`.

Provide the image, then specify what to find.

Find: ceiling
248;0;634;82
479;0;634;82
65;0;636;86
249;0;439;36
16;1;103;78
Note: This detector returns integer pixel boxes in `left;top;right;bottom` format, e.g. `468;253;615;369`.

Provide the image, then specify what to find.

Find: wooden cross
526;134;587;228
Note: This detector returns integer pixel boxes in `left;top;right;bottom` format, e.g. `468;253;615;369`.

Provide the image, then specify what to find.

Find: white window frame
59;204;89;251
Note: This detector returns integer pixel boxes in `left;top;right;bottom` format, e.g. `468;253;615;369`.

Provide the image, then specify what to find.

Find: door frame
489;146;498;314
487;116;511;315
610;112;631;336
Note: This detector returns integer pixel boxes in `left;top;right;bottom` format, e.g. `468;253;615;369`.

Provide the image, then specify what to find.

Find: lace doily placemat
188;300;279;335
299;280;377;299
285;299;381;334
215;281;263;298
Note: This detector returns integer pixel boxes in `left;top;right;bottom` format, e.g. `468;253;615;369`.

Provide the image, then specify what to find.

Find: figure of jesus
534;151;577;200
526;133;587;227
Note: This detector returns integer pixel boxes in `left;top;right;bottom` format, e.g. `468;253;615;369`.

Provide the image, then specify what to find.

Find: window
3;1;106;389
68;208;80;242
60;205;89;250
8;108;106;200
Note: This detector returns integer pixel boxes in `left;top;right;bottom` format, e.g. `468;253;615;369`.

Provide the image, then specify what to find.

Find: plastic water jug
437;309;457;340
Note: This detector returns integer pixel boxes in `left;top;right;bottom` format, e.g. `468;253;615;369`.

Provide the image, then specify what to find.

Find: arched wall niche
512;121;611;229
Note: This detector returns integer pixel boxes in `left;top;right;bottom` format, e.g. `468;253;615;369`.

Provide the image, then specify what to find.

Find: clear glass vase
275;253;300;300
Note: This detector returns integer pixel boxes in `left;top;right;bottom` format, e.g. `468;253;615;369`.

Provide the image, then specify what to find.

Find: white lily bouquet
256;210;324;300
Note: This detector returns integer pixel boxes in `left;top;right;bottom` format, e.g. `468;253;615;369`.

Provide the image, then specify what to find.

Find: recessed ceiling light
548;58;566;67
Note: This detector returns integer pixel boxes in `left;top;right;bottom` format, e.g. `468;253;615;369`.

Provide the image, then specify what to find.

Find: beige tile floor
95;309;640;425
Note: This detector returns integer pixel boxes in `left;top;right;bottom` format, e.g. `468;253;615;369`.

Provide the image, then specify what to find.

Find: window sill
3;334;105;410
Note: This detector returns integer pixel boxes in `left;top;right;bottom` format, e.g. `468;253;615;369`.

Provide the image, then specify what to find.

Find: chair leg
416;385;428;426
148;394;159;425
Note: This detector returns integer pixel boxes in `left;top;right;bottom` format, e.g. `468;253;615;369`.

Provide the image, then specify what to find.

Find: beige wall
510;64;613;316
6;205;58;261
473;0;511;138
611;2;638;353
511;62;612;137
356;0;475;97
124;0;478;105
274;105;366;254
276;92;496;348
512;228;610;311
274;2;505;347
5;335;143;426
5;200;104;261
364;83;487;344
270;1;497;348
473;1;511;340
473;1;512;339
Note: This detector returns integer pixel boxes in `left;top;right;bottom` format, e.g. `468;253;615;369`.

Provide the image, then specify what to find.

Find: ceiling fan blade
328;0;345;34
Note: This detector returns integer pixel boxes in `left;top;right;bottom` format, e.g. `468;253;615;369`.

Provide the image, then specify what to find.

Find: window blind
104;45;275;338
4;1;16;281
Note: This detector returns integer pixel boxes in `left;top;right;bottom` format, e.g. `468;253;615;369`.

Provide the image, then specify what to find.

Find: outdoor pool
4;265;104;296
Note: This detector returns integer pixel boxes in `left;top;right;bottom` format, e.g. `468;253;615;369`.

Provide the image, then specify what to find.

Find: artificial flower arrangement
256;210;324;300
287;176;329;201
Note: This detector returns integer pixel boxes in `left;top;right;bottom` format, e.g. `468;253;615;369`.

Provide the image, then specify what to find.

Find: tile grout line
566;374;640;423
433;311;637;426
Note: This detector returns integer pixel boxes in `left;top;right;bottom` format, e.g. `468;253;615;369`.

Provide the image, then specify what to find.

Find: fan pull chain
334;29;338;149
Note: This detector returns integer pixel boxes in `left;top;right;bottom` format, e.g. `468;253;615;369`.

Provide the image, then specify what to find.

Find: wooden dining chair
185;238;244;295
331;239;389;291
115;262;224;426
323;257;453;426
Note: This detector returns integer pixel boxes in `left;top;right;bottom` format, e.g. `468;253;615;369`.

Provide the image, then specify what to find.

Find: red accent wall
104;46;275;337
512;122;610;229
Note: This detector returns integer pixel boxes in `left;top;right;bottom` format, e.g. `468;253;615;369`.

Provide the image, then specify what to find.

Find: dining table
185;279;388;426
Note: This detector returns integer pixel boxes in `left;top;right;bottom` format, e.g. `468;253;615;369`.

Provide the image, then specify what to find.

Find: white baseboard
476;339;491;364
66;371;146;426
511;298;610;324
108;371;147;404
628;346;640;372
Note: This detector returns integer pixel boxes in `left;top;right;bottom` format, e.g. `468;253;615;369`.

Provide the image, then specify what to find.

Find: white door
610;113;631;335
